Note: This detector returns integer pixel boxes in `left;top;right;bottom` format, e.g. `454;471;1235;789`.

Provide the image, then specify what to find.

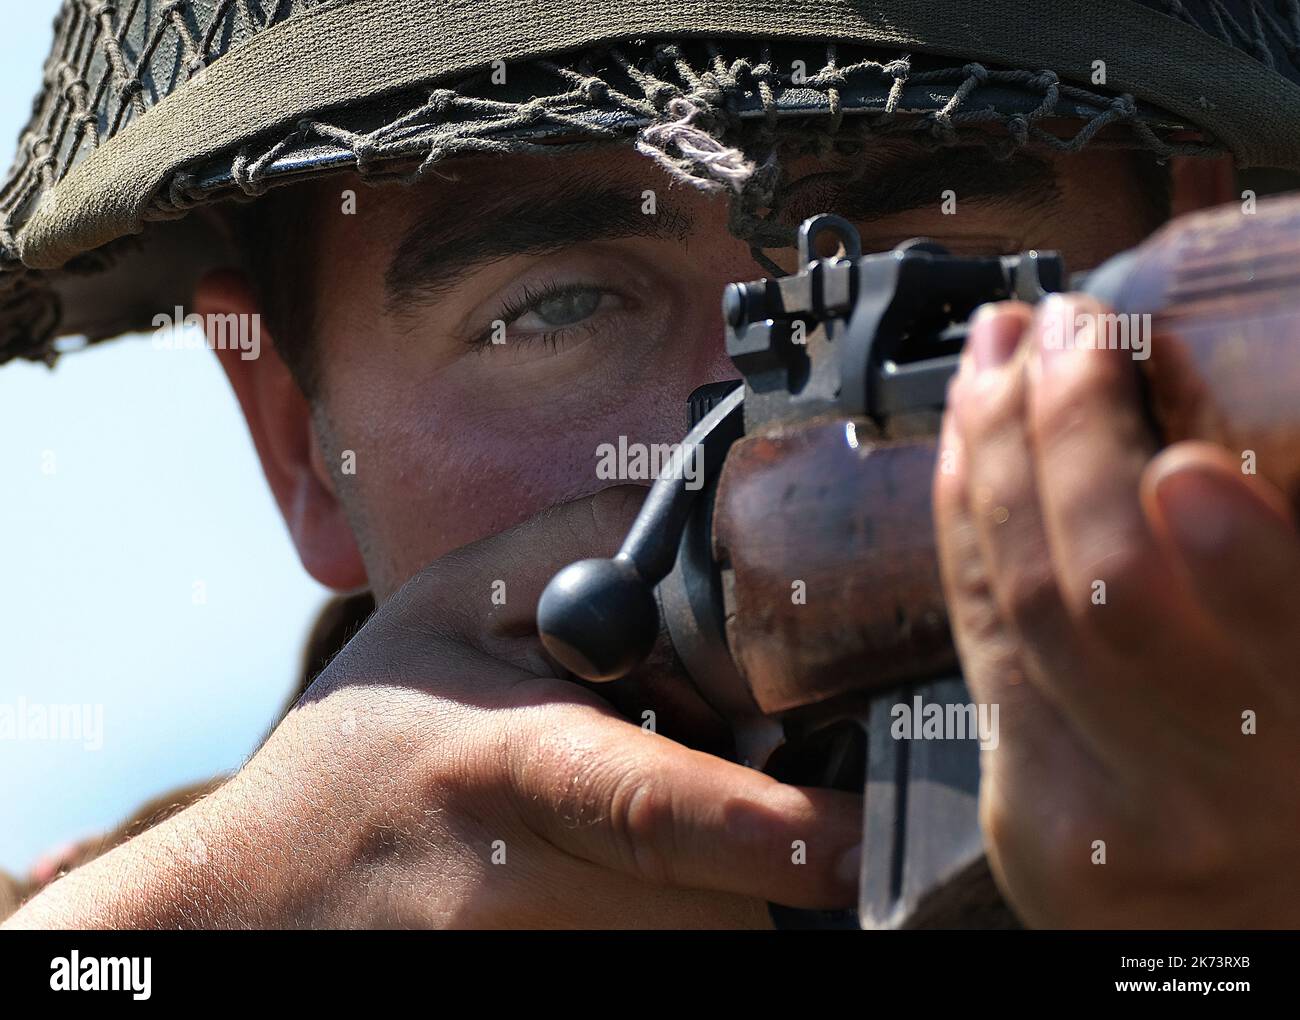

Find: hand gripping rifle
536;194;1300;928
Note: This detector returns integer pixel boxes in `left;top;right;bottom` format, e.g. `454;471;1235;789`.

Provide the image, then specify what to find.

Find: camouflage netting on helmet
1;0;324;248
161;40;1222;264
0;0;1268;365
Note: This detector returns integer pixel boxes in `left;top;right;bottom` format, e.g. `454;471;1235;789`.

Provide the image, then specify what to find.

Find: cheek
332;247;759;585
341;360;719;582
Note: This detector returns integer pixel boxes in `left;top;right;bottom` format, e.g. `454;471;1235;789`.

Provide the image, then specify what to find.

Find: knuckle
1000;562;1061;632
1066;542;1164;652
1136;784;1236;886
968;451;1031;534
1030;363;1110;443
932;460;968;525
981;788;1113;925
971;436;1025;493
1086;541;1149;597
958;375;1023;447
503;704;601;818
1035;813;1114;922
979;787;1096;874
953;589;1006;650
978;792;1014;862
606;768;678;885
986;777;1237;926
501;695;684;887
940;519;994;603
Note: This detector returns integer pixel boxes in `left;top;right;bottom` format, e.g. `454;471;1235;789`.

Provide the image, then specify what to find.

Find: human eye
472;281;624;351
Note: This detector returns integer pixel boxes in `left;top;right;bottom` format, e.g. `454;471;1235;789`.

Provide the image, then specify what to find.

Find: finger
1144;441;1300;687
936;351;1115;918
934;348;1023;703
956;303;1171;768
936;339;1084;758
939;312;1107;788
955;305;1082;692
375;485;731;748
955;302;1042;613
506;699;863;910
1026;295;1211;705
934;351;994;673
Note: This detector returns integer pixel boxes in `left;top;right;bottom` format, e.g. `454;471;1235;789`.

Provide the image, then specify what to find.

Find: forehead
308;138;1070;288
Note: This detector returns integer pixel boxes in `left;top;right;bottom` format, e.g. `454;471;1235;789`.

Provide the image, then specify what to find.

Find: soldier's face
201;142;1206;600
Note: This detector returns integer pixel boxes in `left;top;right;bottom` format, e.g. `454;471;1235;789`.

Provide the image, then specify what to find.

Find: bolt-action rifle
537;194;1300;928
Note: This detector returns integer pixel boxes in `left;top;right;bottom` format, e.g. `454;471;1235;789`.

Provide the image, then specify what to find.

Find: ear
194;269;368;592
1169;154;1239;218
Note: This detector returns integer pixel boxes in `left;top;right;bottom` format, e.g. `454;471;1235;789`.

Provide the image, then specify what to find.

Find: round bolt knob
536;556;659;682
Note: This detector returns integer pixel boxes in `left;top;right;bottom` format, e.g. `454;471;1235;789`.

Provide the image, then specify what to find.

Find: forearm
0;775;336;930
3;791;237;929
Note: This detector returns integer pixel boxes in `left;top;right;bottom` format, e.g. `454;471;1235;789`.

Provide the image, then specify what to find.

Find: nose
701;332;741;388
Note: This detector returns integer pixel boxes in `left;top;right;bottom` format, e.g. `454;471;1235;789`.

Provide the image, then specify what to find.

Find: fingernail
1035;294;1075;374
969;303;1022;372
1151;464;1236;556
835;843;862;888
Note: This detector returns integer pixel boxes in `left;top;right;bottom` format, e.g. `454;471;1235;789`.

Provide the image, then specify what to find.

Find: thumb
386;484;647;662
379;484;732;751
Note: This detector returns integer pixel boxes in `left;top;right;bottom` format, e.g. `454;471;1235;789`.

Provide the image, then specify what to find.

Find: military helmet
3;0;1299;366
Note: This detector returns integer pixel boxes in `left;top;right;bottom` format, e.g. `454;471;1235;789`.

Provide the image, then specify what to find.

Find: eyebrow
384;178;692;313
781;144;1063;225
383;144;1061;313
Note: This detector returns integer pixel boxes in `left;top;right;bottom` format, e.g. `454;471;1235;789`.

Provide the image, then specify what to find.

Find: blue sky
0;2;329;874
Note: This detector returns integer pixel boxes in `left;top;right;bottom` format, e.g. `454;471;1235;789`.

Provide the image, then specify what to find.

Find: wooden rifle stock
713;194;1300;716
